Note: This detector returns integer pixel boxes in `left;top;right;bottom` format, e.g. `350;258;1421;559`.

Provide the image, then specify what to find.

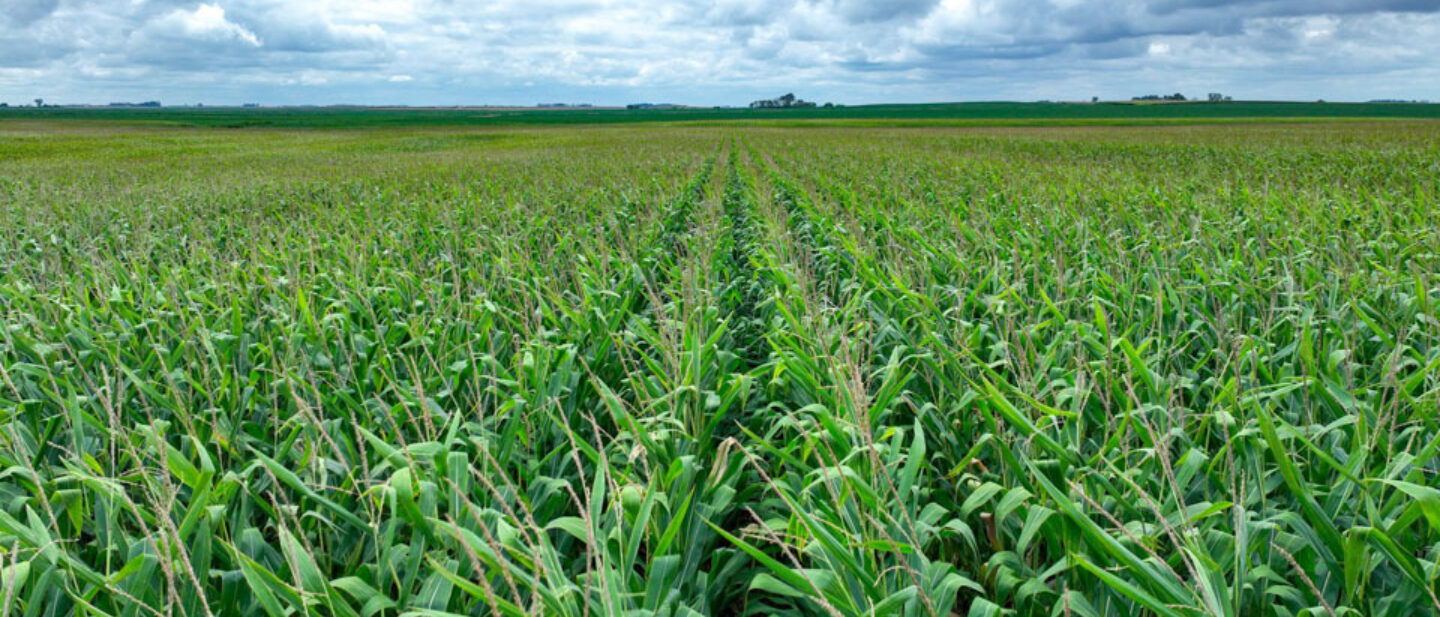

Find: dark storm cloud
1;0;1438;106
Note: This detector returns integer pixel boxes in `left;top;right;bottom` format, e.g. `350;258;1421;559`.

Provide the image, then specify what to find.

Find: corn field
2;121;1440;616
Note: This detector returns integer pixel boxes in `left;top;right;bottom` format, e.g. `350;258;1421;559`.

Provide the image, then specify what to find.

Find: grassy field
3;100;1440;129
2;116;1440;617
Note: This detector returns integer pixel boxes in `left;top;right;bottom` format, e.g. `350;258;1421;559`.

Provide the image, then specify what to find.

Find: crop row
1;123;1438;617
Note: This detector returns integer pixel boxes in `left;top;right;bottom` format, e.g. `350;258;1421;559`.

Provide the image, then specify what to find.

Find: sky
1;0;1438;107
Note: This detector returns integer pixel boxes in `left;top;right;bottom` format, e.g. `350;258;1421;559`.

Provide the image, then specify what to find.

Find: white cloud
2;0;1439;105
159;4;261;47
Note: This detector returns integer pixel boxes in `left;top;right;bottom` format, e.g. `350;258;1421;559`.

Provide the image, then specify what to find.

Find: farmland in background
2;116;1440;617
4;100;1440;129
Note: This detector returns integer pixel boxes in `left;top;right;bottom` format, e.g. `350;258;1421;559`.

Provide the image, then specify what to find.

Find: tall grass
1;121;1438;616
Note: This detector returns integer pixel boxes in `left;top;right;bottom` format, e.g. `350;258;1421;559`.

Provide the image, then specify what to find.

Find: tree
34;98;43;107
1092;96;1099;103
778;93;796;107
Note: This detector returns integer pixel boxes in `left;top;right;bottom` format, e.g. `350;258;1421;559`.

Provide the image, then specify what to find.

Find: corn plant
1;120;1438;617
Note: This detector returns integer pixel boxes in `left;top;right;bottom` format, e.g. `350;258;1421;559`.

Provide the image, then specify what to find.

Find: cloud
0;0;60;27
831;0;940;23
1;0;1438;105
150;4;261;46
706;0;795;27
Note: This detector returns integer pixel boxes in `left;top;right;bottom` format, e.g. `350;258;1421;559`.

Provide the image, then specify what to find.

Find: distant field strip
5;101;1440;129
1;122;1439;617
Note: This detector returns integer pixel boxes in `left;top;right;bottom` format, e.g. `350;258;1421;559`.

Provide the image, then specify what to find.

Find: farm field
2;118;1440;617
4;100;1440;130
